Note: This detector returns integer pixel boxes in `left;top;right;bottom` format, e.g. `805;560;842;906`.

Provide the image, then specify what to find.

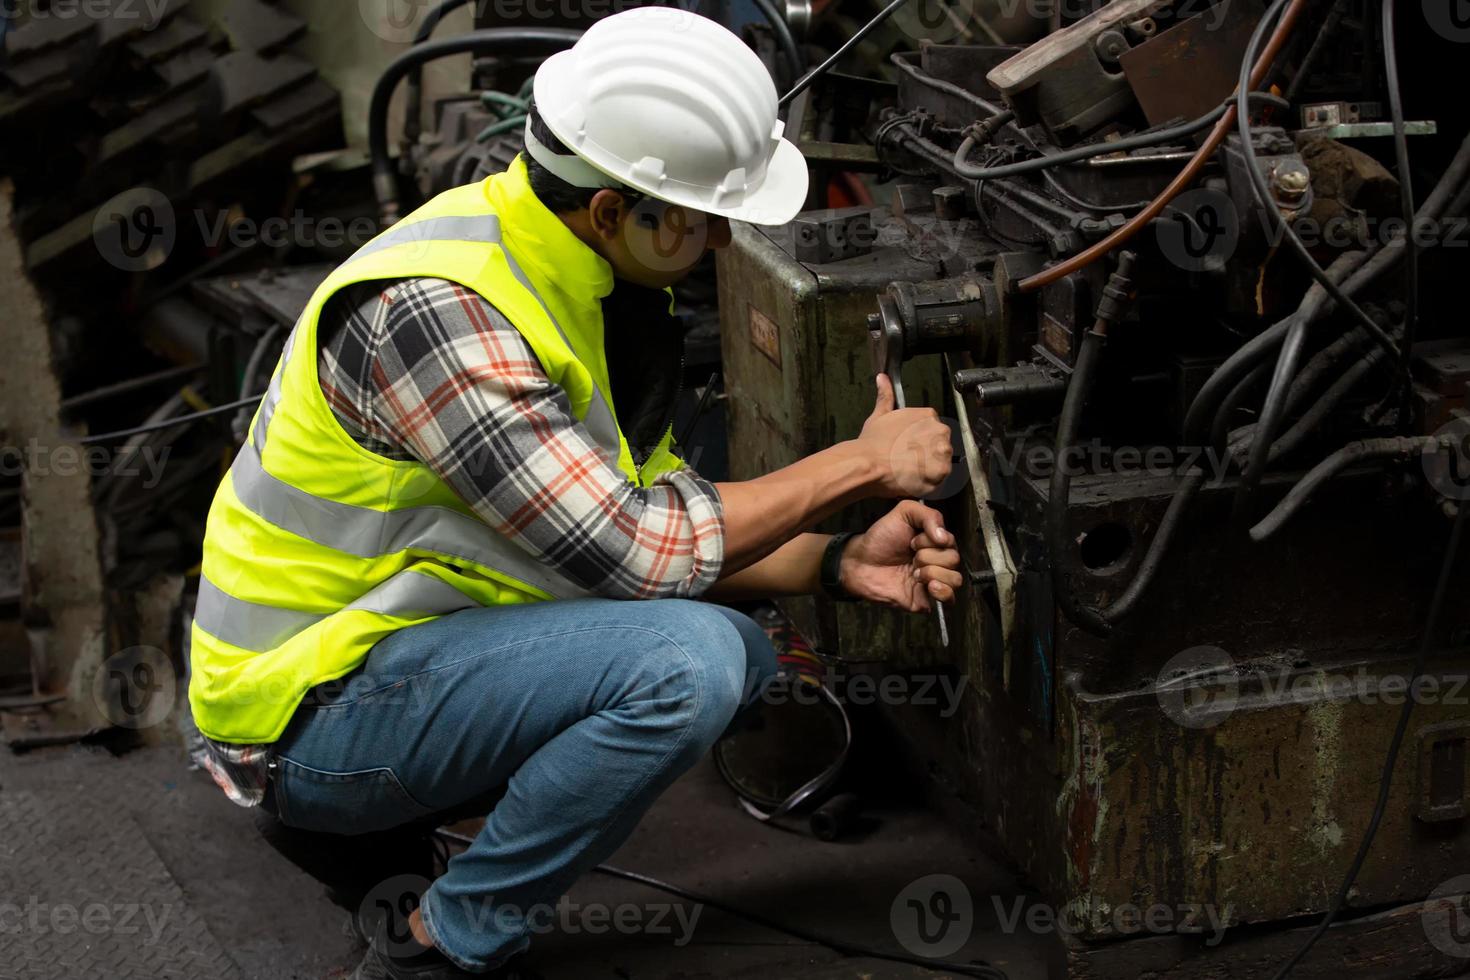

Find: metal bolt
1095;29;1128;64
1273;166;1311;199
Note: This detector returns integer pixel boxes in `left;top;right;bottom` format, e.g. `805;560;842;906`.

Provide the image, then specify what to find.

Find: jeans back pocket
273;758;434;834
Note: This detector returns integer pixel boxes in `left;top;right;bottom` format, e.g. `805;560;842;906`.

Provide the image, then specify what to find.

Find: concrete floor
0;741;1054;979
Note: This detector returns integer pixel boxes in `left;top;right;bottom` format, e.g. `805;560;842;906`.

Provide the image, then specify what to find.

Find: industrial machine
716;0;1470;976
3;0;1469;977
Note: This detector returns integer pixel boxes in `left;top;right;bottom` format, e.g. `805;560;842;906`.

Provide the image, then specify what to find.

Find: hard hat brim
533;48;809;226
705;136;809;226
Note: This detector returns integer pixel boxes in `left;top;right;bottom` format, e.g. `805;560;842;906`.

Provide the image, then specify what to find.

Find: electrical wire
431;829;1006;978
1183;124;1470;448
79;394;263;445
778;0;907;108
874;112;936;176
955;104;1229;180
1264;485;1468;980
1016;0;1311;293
473;78;535;143
1233;0;1400;354
888;52;1005;116
1381;0;1417;401
1232;0;1422;516
887;93;1284;185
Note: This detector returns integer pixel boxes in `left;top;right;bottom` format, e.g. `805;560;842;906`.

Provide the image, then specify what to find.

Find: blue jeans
267;597;778;972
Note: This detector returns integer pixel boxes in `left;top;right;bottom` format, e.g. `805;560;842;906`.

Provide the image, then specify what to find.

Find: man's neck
557;209;609;263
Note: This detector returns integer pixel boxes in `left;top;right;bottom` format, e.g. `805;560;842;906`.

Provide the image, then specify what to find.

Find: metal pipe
369;29;581;224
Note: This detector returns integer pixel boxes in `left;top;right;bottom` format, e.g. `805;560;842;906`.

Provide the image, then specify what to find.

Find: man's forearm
705;532;829;599
712;441;877;576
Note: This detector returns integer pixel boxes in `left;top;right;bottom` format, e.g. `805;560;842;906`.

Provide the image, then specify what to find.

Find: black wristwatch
819;532;859;602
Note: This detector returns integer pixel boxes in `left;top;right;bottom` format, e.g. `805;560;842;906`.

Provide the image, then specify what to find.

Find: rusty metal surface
716;216;980;662
720;211;1470;973
905;441;1470;938
1119;0;1264;127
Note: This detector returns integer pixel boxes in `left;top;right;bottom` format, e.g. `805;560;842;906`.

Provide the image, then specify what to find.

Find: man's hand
854;375;954;498
839;500;964;612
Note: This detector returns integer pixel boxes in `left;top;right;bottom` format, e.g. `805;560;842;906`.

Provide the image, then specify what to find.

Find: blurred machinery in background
2;1;1469;977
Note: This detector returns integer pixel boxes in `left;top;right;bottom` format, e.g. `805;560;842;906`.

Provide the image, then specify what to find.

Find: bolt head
1273;166;1311;197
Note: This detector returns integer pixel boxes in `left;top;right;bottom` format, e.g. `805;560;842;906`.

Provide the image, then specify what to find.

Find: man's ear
586;189;629;240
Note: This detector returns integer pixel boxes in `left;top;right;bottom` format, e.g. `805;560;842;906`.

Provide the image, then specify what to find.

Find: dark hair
523;103;644;214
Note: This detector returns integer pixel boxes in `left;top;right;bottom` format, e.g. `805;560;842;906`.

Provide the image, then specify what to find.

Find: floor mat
0;790;240;980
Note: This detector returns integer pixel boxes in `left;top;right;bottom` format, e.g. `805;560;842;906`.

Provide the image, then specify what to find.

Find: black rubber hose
1105;467;1208;623
1228;312;1399;456
1248;436;1435;541
436;827;1011;979
1184;129;1470;446
1182;250;1370;446
1233;71;1460;511
1235;0;1400;360
963;94;1283;180
368;29;581;224
1280;321;1377;418
1264;335;1398;463
1211;360;1269;450
946;94;1287;183
1046;325;1113;637
404;0;475;147
749;0;805;89
1233;305;1314;516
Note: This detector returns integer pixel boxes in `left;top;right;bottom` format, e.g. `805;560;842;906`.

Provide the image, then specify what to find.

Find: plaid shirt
200;277;725;806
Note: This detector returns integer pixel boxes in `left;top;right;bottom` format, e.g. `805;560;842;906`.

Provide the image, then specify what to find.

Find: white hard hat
531;8;809;226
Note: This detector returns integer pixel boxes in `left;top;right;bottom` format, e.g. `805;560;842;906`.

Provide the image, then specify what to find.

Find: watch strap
820;532;859;601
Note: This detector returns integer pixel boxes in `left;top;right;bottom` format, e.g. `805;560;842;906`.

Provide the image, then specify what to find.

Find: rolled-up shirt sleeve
331;278;724;599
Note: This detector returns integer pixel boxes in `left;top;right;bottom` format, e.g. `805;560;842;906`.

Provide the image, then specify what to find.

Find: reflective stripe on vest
195;566;480;653
190;214;624;653
348;212;622;453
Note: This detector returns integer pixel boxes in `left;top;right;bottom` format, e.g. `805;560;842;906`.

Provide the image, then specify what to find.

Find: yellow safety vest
188;156;684;743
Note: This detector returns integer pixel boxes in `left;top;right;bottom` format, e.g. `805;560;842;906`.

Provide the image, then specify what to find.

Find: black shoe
350;923;541;979
354;872;435;949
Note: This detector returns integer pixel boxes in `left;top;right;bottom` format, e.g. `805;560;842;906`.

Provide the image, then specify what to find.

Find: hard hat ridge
531;8;809;225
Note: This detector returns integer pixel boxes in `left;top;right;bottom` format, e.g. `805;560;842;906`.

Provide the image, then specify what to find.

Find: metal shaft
888;369;949;647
